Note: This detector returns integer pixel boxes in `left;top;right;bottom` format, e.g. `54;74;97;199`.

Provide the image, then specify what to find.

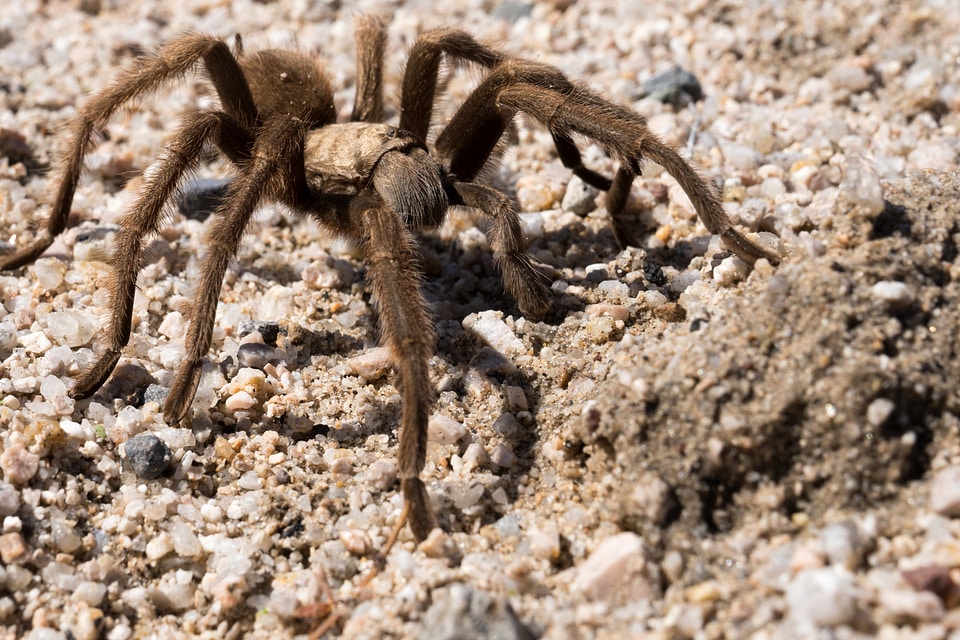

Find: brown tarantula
0;17;780;541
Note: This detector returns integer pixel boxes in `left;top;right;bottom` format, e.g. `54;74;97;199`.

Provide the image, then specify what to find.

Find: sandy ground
0;0;959;638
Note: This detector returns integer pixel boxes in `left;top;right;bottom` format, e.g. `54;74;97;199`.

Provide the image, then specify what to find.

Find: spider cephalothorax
0;17;780;542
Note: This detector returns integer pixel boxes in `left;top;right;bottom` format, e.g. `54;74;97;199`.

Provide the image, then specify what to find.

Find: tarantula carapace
0;16;780;542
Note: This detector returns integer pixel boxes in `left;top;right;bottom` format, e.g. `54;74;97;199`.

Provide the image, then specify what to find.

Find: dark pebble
124;433;172;480
99;362;157;406
641;67;703;108
177;177;233;221
643;263;667;286
492;1;533;21
238;320;282;345
143;384;169;405
236;342;286;369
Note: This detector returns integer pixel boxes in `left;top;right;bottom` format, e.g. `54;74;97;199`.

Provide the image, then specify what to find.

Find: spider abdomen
240;49;337;127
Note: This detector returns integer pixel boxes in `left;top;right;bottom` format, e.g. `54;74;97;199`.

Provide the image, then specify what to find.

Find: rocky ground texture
0;0;959;638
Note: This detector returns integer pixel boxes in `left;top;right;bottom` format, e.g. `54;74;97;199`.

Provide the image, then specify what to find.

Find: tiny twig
307;502;410;639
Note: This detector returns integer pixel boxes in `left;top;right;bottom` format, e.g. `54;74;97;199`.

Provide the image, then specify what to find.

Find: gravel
123;433;172;480
0;0;959;638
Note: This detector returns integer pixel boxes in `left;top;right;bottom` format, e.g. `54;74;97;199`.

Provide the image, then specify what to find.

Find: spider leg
551;132;615;192
72;111;253;399
399;28;505;141
164;114;305;424
398;29;610;188
351;15;387;123
448;181;551;319
360;201;437;542
0;34;257;272
436;61;781;265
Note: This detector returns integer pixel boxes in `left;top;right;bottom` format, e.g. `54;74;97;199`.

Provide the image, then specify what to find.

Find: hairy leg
0;34;257;271
398;28;505;141
436;61;781;264
449;181;551;319
397;28;612;188
72;111;252;399
361;203;437;542
164;114;304;423
351;14;387;123
551;132;614;191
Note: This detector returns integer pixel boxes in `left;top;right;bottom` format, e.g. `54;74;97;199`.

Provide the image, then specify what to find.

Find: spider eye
386;128;397;138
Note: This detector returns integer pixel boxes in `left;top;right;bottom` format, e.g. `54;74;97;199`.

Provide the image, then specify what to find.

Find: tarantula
1;17;780;542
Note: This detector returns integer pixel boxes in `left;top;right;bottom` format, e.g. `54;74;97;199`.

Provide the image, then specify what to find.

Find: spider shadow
422;214;715;534
430;320;547;537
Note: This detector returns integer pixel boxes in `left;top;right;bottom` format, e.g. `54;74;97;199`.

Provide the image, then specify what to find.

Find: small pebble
20;331;53;354
0;483;20;517
490;443;517;469
157;311;187;341
492;413;521;437
722;143;762;171
572;532;655;603
930;466;960;517
0;444;40;485
786;568;860;627
51;517;82;554
347;347;393;381
236;343;279;369
123;433;172;480
821;521;864;569
73;581;107;607
207;573;249;610
828;62;873;94
44;311;96;347
30;258;66;290
225;390;258;412
461;443;490;472
504;386;528;411
838;155;885;216
429;415;468;445
238;320;282;345
419;583;535;640
642;67;703;107
224;368;268;399
624;473;676;525
713;256;750;286
561;176;599;215
259;285;297;323
866;397;896;428
880;588;944;623
596;279;629;302
516;182;556;212
145;533;173;560
528;523;560;561
237;470;262;491
170;521;203;557
143;384;169;405
685;580;723;603
462;311;526;356
366;458;398;491
469;346;517;375
871;280;915;310
340;529;373;556
0;531;27;564
451;482;485;510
